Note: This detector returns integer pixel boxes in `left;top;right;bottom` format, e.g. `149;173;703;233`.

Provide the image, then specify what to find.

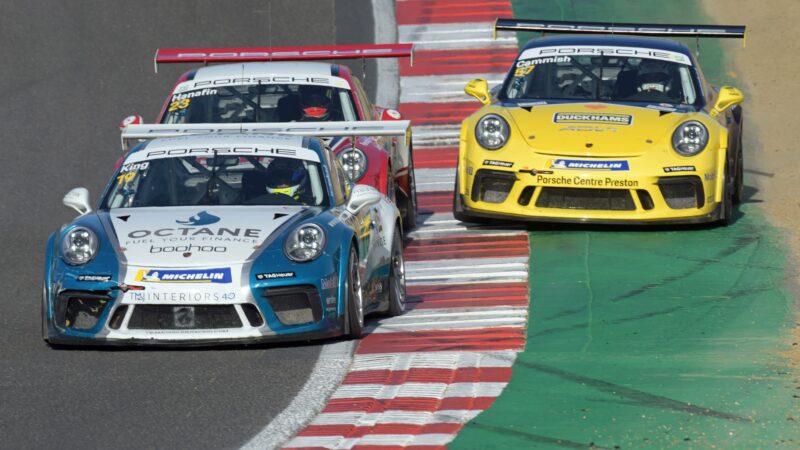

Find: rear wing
120;121;411;151
494;18;746;40
154;43;413;72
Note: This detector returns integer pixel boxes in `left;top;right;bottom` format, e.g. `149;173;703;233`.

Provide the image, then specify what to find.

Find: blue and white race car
43;124;408;346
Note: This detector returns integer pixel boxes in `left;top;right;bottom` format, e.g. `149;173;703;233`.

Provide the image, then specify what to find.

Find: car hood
107;205;308;268
505;103;691;157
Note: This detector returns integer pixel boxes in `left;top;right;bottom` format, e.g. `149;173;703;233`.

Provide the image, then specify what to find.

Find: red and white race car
122;44;418;229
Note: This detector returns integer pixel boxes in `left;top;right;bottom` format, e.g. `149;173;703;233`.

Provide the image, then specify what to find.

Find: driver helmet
265;159;308;198
635;59;671;93
300;85;331;121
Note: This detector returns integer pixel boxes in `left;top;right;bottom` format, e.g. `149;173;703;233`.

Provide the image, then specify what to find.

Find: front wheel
345;246;364;338
719;159;735;226
41;283;50;342
453;172;483;223
733;131;744;204
387;228;406;317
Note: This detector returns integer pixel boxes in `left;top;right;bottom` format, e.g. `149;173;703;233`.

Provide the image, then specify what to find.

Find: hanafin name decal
135;268;232;283
554;113;633;126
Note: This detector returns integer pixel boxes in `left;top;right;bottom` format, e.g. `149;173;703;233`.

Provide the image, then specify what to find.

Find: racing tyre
733;130;744;204
345;246;364;338
402;155;418;231
387;227;406;317
719;159;735;226
453;173;486;224
41;283;49;343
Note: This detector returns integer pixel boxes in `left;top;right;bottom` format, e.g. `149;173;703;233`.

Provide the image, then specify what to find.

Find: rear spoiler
120;121;411;151
494;18;746;40
154;43;413;73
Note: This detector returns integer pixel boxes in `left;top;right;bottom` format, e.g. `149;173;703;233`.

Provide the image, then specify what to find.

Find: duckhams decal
553;113;633;126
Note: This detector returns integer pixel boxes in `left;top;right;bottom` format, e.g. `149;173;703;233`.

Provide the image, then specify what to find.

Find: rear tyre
345;246;364;338
387;228;406;317
402;155;418;231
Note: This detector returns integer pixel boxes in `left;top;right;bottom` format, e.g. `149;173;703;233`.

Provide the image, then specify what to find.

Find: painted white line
415;168;455;192
411;124;461;147
308;409;483;426
369;317;526;332
240;340;356;450
372;0;399;109
407;257;528;271
400;74;505;103
285;433;456;448
368;308;528;333
349;350;517;372
399;23;517;50
331;381;508;400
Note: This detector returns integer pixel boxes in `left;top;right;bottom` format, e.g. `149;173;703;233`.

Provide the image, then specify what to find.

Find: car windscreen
161;84;358;124
102;155;329;209
502;47;699;105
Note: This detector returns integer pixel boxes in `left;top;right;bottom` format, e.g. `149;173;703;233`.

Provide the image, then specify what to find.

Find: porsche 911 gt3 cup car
455;19;746;225
43;126;408;346
122;44;418;230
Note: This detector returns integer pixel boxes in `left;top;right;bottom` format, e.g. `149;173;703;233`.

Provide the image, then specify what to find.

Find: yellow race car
454;19;746;225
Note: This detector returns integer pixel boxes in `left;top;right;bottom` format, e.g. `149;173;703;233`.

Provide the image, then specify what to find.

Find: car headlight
475;114;510;150
284;224;327;262
672;121;709;156
61;226;98;265
337;148;368;181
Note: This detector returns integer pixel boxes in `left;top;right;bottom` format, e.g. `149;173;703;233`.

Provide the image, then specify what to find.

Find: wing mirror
119;115;143;131
63;188;92;216
710;87;744;117
346;185;381;214
465;78;491;105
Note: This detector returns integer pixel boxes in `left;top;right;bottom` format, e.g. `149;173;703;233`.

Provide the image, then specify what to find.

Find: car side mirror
710;87;744;117
465;78;491;105
346;185;381;214
119;115;143;131
63;188;92;216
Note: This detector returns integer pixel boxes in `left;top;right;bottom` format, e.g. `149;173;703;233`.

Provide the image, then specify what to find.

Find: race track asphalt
0;1;376;448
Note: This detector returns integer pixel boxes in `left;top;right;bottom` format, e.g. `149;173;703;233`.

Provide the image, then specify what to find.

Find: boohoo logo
176;211;220;226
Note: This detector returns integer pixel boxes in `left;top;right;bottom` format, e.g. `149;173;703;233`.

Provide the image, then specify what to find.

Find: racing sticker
128;291;237;303
548;159;630;171
321;275;339;290
518;46;693;66
171;88;218;102
167;98;191;112
515;55;571;76
483;159;514;168
76;274;112;282
120;162;149;173
663;165;696;173
134;268;232;283
535;174;639;188
554;113;633;126
256;272;296;280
